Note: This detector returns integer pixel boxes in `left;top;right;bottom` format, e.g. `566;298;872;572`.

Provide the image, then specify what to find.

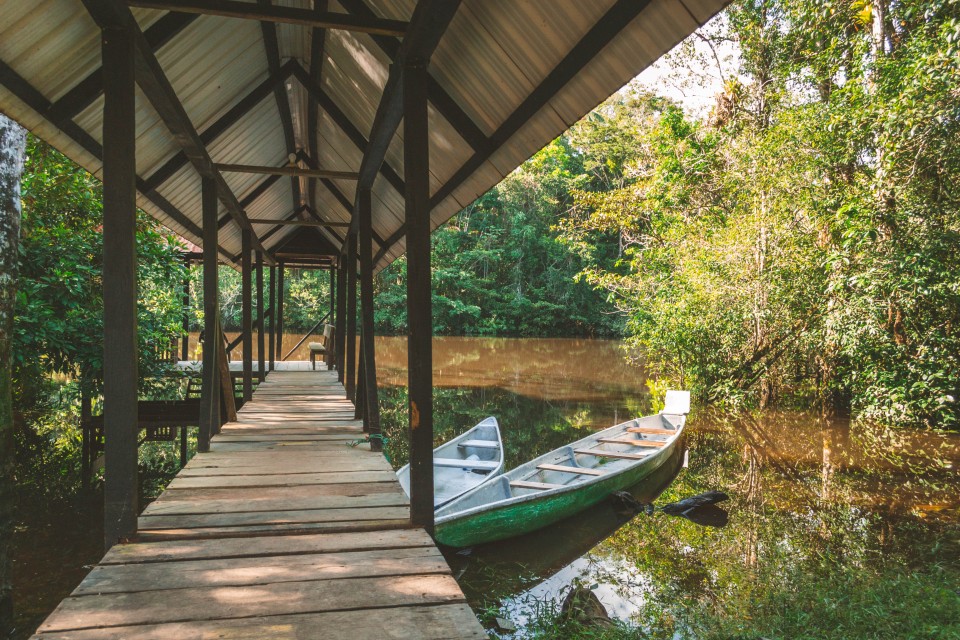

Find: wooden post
329;267;335;321
345;233;358;402
268;265;276;370
256;251;265;381
180;265;190;361
405;60;434;531
358;187;382;450
355;340;366;422
199;176;220;452
329;267;336;368
101;25;139;550
80;383;92;488
241;228;253;401
275;262;285;363
335;263;346;378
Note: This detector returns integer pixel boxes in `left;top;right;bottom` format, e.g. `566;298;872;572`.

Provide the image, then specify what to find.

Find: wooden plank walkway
32;370;487;639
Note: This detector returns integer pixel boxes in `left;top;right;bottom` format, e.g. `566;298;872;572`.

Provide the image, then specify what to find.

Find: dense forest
377;0;960;430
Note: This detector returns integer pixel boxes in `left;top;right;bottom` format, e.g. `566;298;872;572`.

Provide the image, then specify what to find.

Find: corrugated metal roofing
0;0;728;268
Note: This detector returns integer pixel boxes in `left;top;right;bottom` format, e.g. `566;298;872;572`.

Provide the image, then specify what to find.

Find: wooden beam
48;13;197;124
337;0;487;152
306;0;329;237
256;6;302;233
345;232;358;402
199;176;220;453
144;61;295;192
335;264;346;381
126;0;409;36
256;251;265;382
404;60;434;533
249;217;351;228
372;0;656;263
241;228;253;401
268;265;276;371
354;0;462;199
216;163;359;180
0;58;236;264
430;0;652;208
358;187;382;451
81;0;277;266
275;263;285;362
101;25;139;551
291;63;404;195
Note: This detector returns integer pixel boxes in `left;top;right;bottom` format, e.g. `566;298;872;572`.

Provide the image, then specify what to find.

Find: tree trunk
0;114;27;632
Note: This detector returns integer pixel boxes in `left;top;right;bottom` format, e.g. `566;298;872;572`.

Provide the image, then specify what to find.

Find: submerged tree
0;112;27;632
560;0;960;428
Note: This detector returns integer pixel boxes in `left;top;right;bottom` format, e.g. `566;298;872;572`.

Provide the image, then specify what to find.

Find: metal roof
0;0;728;269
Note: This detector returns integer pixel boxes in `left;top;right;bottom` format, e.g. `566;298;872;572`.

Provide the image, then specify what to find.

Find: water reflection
377;337;960;637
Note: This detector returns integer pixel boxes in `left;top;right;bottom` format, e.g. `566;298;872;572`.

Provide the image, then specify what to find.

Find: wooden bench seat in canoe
457;439;499;449
510;480;565;491
433;458;501;471
598;437;667;447
537;463;604;476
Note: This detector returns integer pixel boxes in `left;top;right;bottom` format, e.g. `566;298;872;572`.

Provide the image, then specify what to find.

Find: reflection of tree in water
591;410;959;636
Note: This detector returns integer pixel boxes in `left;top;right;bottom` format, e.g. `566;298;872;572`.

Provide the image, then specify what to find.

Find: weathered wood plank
37;574;466;632
153;482;403;503
103;528;433;564
141;492;409;516
31;603;487;639
136;518;414;540
75;547;447;595
167;470;396;488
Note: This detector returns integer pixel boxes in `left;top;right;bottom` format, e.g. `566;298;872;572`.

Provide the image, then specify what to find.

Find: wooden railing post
180;264;190;361
256;251;265;381
404;59;434;531
199;176;220;452
268;265;276;371
275;262;285;366
358;186;382;451
345;233;358;402
241;228;253;402
102;24;139;550
335;263;346;379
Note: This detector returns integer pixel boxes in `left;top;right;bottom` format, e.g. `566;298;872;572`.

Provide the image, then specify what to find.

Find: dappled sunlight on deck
31;371;484;639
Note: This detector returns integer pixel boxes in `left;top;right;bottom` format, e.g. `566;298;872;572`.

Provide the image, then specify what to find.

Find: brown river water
10;336;960;638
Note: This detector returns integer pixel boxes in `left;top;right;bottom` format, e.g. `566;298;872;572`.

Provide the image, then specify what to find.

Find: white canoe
434;391;691;546
396;416;505;508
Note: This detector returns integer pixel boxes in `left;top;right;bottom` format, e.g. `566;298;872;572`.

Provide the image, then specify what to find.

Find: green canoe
434;390;690;547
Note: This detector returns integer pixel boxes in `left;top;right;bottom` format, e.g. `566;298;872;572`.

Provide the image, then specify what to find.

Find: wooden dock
32;370;487;639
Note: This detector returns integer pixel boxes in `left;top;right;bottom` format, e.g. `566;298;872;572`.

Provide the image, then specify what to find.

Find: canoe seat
537;463;603;476
598;437;666;448
510;480;564;491
627;427;676;435
457;439;499;449
574;448;651;461
433;458;500;471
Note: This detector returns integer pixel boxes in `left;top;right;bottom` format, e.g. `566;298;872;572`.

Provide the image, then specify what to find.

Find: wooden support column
241;228;253;401
404;60;434;531
355;340;366;422
101;25;139;550
345;233;358;401
329;266;336;368
335;263;346;378
275;263;285;362
256;251;265;381
268;265;276;370
180;265;190;361
358;187;382;450
199;176;220;453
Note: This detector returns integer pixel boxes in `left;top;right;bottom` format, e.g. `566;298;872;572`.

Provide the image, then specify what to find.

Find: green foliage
374;137;623;338
13;137;190;499
560;0;960;428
